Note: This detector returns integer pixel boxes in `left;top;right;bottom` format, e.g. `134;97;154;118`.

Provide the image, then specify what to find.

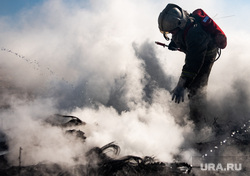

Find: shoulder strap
183;22;194;41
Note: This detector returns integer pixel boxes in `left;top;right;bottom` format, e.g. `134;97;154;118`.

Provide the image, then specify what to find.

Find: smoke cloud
0;0;249;172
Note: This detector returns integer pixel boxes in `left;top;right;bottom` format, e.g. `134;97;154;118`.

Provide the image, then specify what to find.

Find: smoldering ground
0;0;186;168
0;0;250;175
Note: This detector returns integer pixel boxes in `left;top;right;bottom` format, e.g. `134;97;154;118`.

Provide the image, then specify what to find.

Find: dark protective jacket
171;15;218;93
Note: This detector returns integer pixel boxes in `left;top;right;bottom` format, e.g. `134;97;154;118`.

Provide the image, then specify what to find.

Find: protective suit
158;4;218;127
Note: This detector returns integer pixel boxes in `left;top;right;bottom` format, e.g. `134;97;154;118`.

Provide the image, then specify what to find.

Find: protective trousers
187;48;218;129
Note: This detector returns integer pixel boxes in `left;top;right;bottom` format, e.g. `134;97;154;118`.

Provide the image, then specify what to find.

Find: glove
168;40;178;51
171;77;186;103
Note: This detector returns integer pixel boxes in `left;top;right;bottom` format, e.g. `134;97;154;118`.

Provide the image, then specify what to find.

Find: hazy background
0;0;249;166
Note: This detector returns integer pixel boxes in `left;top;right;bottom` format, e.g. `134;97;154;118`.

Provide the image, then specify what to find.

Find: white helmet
158;4;188;36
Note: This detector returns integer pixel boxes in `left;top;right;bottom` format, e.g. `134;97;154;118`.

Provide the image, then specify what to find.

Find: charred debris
0;114;249;176
0;141;191;176
0;114;192;176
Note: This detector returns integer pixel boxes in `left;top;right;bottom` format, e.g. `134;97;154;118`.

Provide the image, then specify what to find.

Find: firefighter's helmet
158;4;188;33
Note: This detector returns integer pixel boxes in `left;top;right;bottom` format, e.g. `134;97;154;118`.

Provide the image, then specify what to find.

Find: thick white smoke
0;0;249;168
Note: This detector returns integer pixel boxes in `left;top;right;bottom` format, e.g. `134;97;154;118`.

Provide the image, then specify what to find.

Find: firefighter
158;4;219;128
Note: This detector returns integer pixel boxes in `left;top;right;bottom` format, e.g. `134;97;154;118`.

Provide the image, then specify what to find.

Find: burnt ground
0;117;249;176
0;72;249;175
0;141;192;176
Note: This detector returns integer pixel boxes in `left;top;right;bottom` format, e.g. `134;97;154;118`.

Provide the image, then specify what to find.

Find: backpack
184;9;227;49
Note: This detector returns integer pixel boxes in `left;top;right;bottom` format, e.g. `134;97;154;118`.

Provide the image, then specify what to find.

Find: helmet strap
163;32;170;41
